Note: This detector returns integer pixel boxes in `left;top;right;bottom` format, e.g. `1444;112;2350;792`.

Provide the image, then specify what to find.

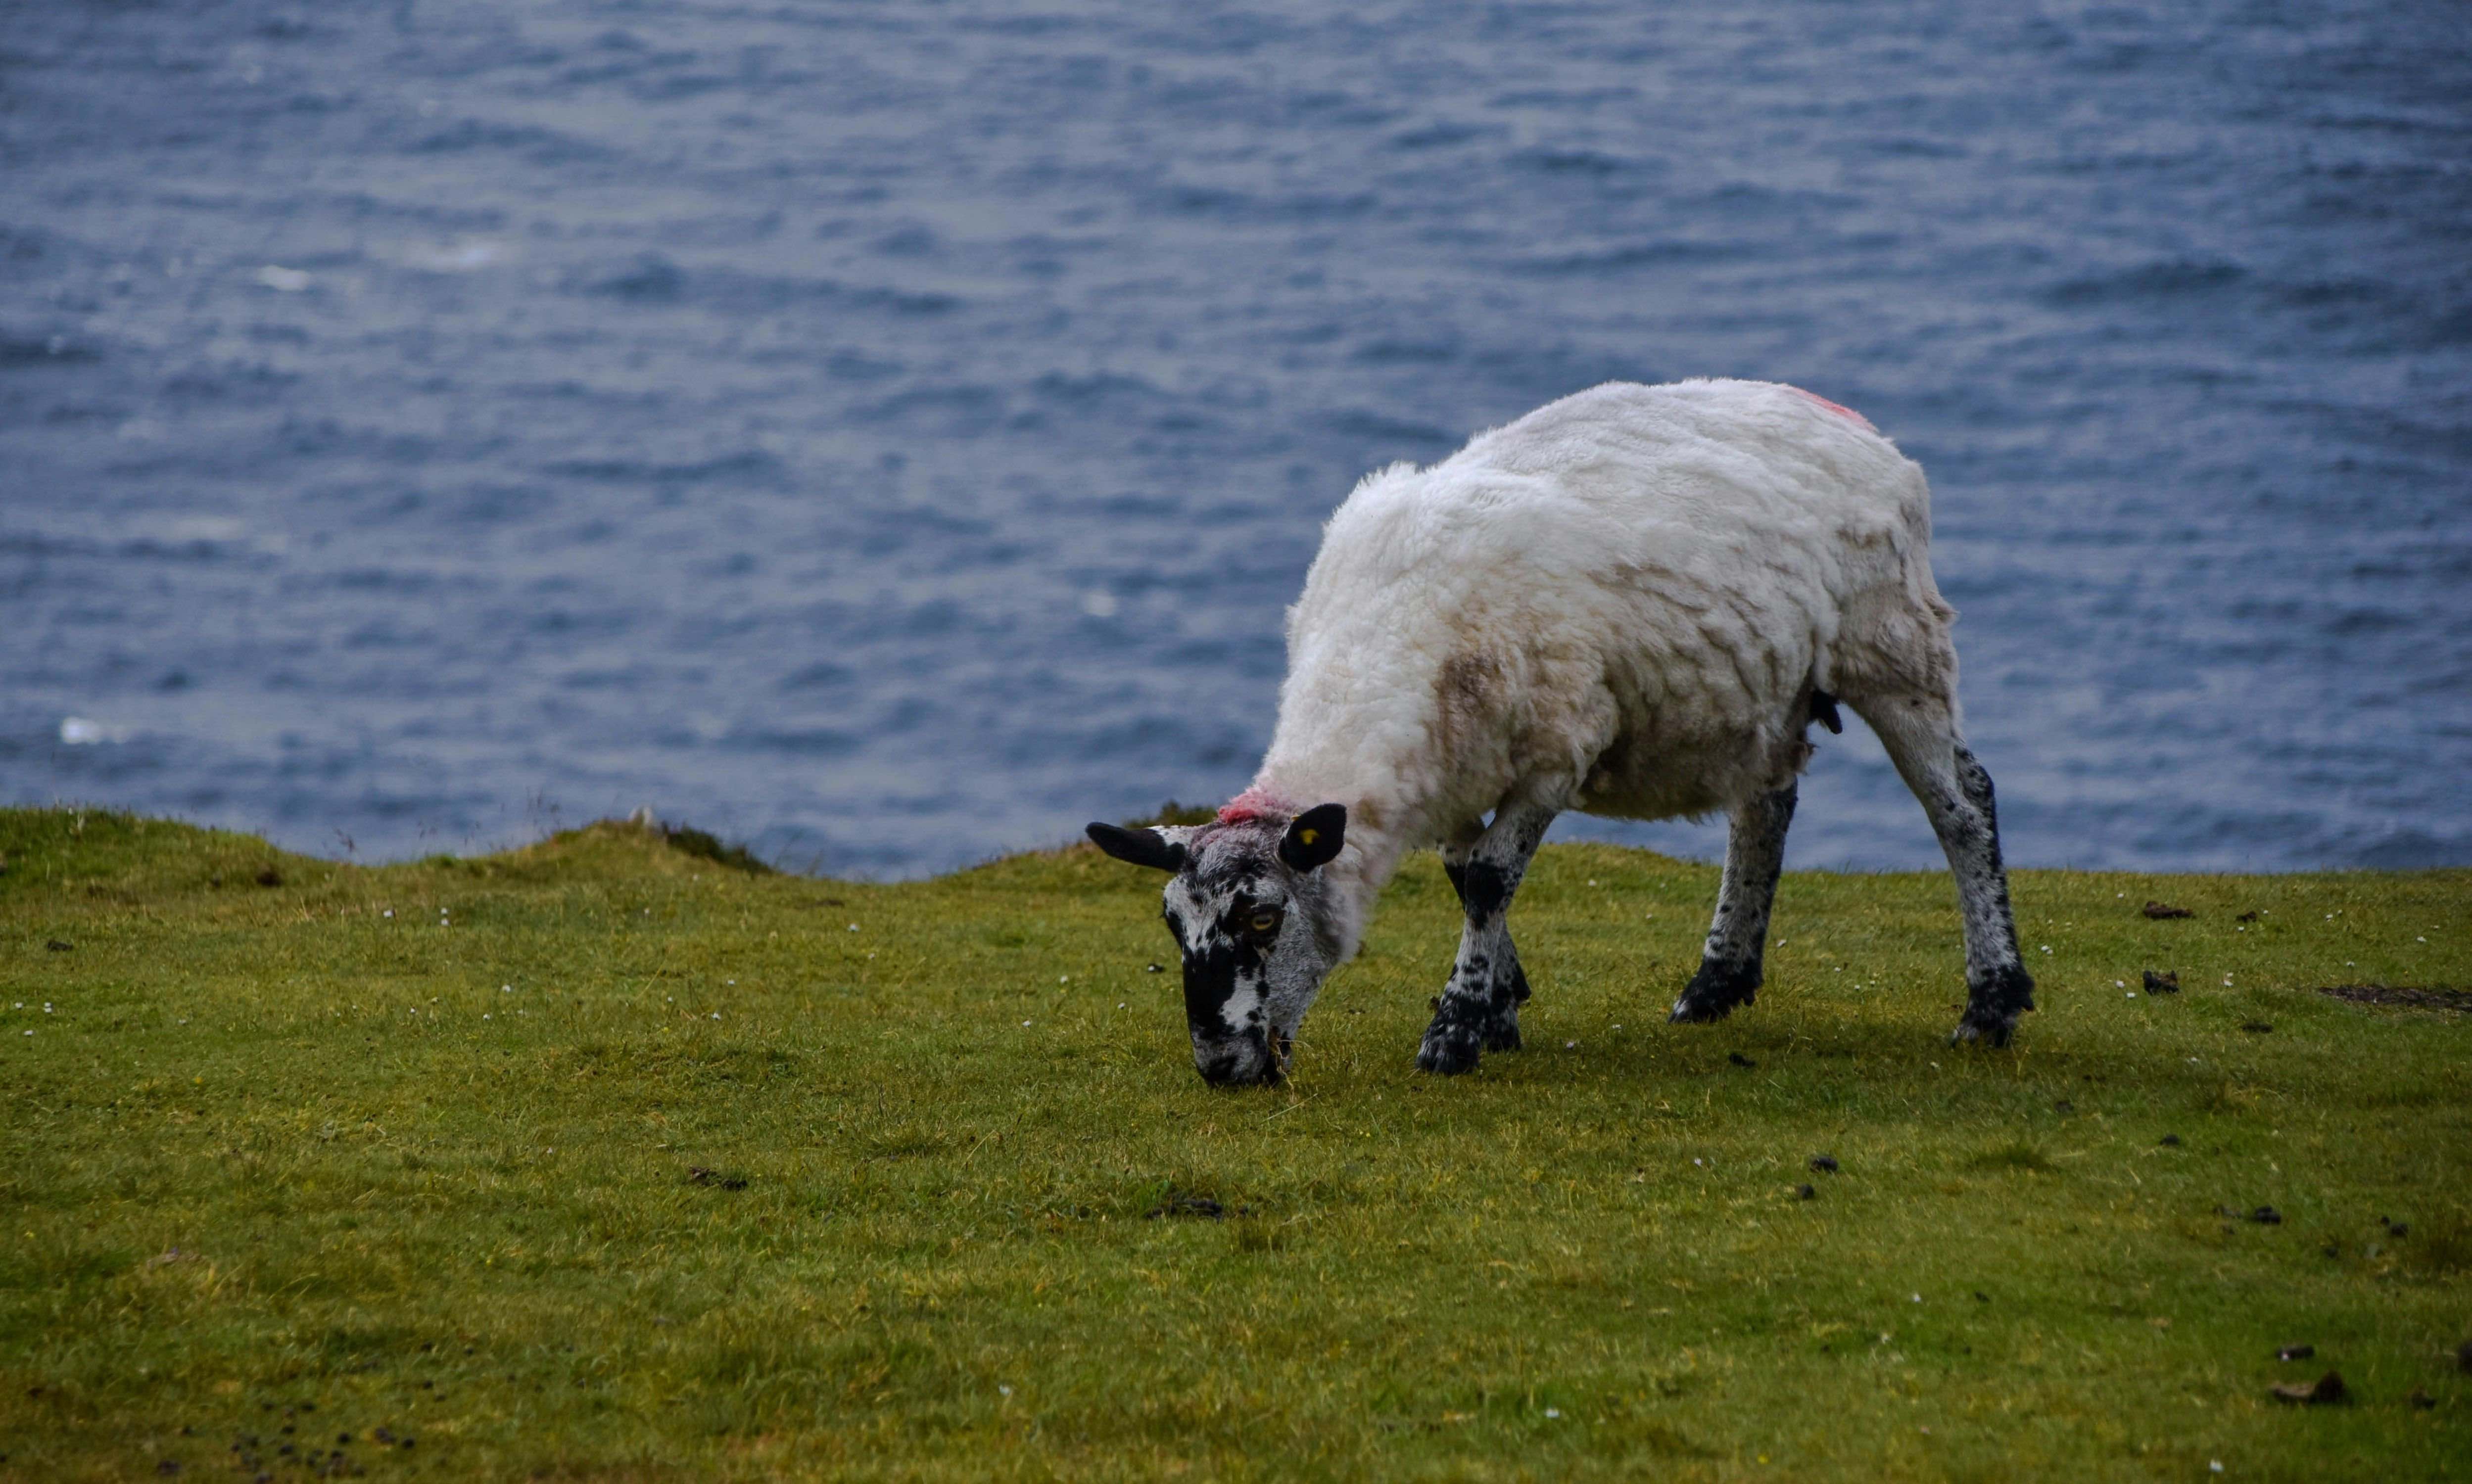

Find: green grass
1;806;2467;1481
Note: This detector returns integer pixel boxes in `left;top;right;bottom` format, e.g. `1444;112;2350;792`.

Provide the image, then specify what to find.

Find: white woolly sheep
1089;378;2033;1086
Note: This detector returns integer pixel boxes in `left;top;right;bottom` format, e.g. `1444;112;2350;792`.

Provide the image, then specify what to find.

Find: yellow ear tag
1298;829;1318;845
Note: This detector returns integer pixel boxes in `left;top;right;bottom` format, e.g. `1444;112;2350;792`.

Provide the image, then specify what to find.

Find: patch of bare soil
2316;984;2471;1012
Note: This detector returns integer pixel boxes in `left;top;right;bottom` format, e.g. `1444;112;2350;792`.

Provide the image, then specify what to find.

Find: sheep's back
1271;379;1948;829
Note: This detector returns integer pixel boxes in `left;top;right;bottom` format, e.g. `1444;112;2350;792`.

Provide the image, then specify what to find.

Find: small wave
2322;606;2413;637
397;239;508;273
331;567;444;594
2041;258;2247;307
779;662;856;693
1350;339;1459;367
856;385;1007;436
408;118;611;165
1508;145;1635;177
2413;303;2472;349
1507;239;1738;275
154;516;246;544
1387;121;1499;151
1861;137;1969;160
542;450;786;488
60;717;135;745
571;263;967;319
856;286;962;317
1141;182;1377;224
588;253;686;302
732;726;865;758
1030;370;1166;406
104;515;280;561
822;350;903;381
0;333;98;367
1321;408;1459;448
870;224;938;258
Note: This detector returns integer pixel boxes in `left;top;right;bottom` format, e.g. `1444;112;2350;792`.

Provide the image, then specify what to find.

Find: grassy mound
1;807;2466;1480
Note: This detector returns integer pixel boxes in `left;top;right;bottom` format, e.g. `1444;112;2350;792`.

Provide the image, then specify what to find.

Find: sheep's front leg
1441;848;1531;1048
1419;800;1556;1075
1669;782;1796;1023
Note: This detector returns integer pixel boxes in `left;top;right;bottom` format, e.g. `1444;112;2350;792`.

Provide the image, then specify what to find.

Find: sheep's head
1085;800;1348;1087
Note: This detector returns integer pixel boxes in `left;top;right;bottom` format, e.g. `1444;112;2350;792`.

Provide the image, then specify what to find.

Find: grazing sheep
1089;378;2033;1086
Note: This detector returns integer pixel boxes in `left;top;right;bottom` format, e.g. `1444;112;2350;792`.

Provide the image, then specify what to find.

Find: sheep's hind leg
1420;799;1556;1075
1860;697;2035;1046
1669;782;1797;1024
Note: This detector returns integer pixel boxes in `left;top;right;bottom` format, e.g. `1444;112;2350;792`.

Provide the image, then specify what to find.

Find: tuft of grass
1968;1139;2058;1173
2404;1209;2472;1278
659;820;776;875
0;806;2467;1481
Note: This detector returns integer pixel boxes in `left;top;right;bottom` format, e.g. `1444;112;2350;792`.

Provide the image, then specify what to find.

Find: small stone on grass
2268;1371;2345;1405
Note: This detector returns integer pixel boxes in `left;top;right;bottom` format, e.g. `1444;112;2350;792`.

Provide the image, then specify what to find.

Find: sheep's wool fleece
1258;378;1953;918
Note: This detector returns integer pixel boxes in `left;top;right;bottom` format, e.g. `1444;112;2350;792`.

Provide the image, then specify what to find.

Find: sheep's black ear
1087;822;1187;873
1278;803;1346;873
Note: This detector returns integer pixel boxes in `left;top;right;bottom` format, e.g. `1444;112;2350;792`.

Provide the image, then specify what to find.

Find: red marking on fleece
1216;788;1294;826
1786;385;1876;431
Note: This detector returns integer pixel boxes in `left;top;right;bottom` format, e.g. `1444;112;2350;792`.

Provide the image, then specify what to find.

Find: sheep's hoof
1667;996;1739;1024
1949;964;2036;1047
1947;1012;2015;1048
1668;959;1759;1023
1417;1023;1484;1075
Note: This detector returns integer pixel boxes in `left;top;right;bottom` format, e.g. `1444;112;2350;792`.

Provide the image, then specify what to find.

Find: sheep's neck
1241;769;1421;965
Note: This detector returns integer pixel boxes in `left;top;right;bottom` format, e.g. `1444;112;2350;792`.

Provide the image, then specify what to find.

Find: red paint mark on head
1785;385;1876;431
1215;788;1293;826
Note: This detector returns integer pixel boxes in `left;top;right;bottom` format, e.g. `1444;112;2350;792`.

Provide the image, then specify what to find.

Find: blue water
4;0;2469;876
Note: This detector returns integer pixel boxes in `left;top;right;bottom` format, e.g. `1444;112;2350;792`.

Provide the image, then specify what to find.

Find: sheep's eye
1247;908;1283;937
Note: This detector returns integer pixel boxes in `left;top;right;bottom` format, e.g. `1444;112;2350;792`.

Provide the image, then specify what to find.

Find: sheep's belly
1573;714;1807;824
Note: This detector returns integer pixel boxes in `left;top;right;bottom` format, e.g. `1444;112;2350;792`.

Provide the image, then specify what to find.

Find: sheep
1088;378;2034;1086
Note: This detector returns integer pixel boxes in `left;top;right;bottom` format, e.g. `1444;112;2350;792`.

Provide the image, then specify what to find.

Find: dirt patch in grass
1144;1186;1227;1220
2317;983;2471;1012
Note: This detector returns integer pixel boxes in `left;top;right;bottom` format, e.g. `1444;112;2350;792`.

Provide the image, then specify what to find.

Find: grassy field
0;806;2466;1482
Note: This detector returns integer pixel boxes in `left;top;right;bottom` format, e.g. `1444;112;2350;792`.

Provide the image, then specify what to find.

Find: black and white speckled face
1087;804;1347;1086
1160;850;1330;1085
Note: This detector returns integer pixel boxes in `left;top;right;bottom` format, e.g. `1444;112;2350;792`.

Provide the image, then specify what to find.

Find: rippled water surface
5;0;2469;874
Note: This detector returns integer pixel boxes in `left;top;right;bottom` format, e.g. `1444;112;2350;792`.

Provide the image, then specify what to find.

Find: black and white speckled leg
1861;697;2035;1046
1420;798;1556;1075
1669;781;1796;1024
